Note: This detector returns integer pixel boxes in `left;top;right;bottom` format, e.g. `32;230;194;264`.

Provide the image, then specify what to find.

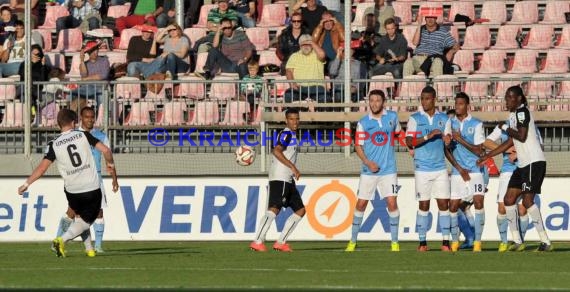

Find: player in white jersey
444;92;486;252
18;109;118;257
55;107;112;253
478;85;552;252
345;90;402;252
250;108;304;252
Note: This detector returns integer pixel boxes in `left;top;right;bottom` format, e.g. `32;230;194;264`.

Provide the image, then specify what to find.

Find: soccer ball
235;145;255;166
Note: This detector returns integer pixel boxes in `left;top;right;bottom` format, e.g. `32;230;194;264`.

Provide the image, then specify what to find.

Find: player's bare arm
502;121;529;143
355;145;379;173
405;129;440;149
477;137;514;167
272;145;300;180
445;145;470;182
18;159;52;195
452;131;484;156
95;142;119;192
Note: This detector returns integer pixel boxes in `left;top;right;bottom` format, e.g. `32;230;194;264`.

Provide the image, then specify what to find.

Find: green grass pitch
1;241;569;289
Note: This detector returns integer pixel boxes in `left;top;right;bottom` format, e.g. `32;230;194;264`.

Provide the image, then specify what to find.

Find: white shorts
497;172;513;203
100;176;108;209
450;173;485;200
357;174;399;200
415;170;450;201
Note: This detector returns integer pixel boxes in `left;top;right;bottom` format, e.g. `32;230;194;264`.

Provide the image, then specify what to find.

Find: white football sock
527;204;551;245
80;229;93;251
278;213;302;244
253;211;276;244
62;217;91;243
505;205;522;244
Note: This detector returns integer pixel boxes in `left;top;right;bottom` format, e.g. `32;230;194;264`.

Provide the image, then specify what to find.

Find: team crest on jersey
389;120;393;128
438;120;444;127
467;127;474;134
517;112;526;123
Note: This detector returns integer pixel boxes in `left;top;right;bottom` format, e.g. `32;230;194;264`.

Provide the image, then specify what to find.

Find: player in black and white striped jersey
250;108;304;252
18;109;119;258
478;85;551;252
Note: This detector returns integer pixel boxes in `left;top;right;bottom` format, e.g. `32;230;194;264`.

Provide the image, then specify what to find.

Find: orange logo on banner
306;180;357;239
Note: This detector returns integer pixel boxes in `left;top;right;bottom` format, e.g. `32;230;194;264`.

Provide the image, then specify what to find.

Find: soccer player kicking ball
18;109;119;258
346;90;402;252
478;86;552;252
443;93;486;252
250;108;304;252
55;107;111;253
405;86;452;252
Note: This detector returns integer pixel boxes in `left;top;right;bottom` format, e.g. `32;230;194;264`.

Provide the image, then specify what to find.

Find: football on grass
235;146;255;166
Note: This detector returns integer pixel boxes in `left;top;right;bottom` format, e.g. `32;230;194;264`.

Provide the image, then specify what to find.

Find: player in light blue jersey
405;86;452;252
483;120;543;251
443;92;486;252
346;90;402;252
55;107;113;253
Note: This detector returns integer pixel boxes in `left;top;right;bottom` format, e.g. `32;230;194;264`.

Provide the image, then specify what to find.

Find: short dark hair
0;6;11;14
369;89;386;101
421;86;436;96
285;108;300;118
446;109;456;116
384;17;396;27
220;17;232;25
507;85;527;106
15;20;24;27
80;106;95;116
49;68;66;80
455;92;470;104
57;108;78;128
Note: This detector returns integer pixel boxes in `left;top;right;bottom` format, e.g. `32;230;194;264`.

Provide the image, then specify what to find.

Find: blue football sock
497;214;508;244
56;215;73;238
416;210;429;242
474;209;485;241
93;218;105;249
519;214;529;241
351;211;364;243
450;212;459;242
439;210;451;241
458;209;474;243
389;210;400;243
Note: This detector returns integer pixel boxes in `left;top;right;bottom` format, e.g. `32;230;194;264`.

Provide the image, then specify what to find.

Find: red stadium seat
39;5;69;29
33;29;52;52
397;75;427;100
461;26;491;50
481;1;507;25
221;100;250;126
523;25;554;50
116;28;142;51
44;53;66;72
368;74;395;98
432;74;459;101
159;101;188;126
494;74;522;98
540;1;570;25
449;2;475;23
258;49;281;67
1;102;23;127
527;74;555;98
195;4;217;28
509;1;538;24
54;28;83;53
107;4;131;18
188;101;219;125
124;101;154;126
463;74;491;99
392;2;412;25
183;27;207;47
177;76;206;100
245;27;270;51
351;2;375;30
508;50;538;74
541;49;570;74
476;50;507;74
257;4;287;28
210;76;238;100
453;50;475;73
492;25;521;50
556;25;570;49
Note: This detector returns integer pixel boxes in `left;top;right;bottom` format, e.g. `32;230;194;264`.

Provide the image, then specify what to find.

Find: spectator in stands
292;0;327;34
276;12;308;75
184;0;203;27
0;6;16;46
240;59;262;115
320;0;343;25
329;44;367;103
363;0;394;36
72;40;110;106
283;34;327;103
12;0;39;29
0;20;28;77
403;13;459;78
56;0;101;33
370;18;407;79
193;0;238;54
195;18;254;79
153;23;191;80
126;24;159;78
229;0;256;28
312;10;344;66
115;0;175;34
19;44;49;105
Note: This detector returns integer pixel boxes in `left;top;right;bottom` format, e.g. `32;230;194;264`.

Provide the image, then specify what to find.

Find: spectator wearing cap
56;0;101;33
144;23;191;80
363;0;394;36
71;40;109;106
126;24;158;78
329;43;367;103
276;12;308;75
229;0;256;28
283;34;327;103
370;18;407;79
115;0;175;34
312;10;344;66
403;12;459;77
195;17;254;80
292;0;327;34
